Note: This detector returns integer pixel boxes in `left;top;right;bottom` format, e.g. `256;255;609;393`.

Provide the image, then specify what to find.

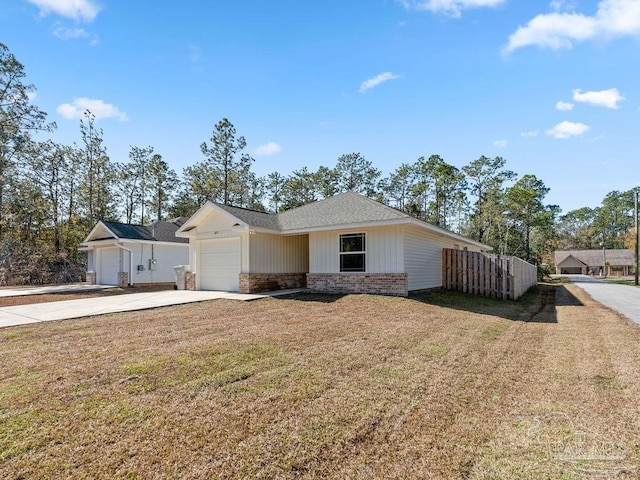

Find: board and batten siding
403;225;483;291
189;209;251;274
249;233;308;273
309;226;404;274
198;209;238;232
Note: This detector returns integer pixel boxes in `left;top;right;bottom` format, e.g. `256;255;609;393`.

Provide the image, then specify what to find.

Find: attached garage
560;267;582;274
199;238;241;291
99;247;120;285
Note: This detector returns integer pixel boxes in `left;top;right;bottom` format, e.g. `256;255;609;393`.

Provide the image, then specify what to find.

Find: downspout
116;243;133;286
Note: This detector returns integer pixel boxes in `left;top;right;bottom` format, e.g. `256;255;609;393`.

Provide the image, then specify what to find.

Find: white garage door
99;247;120;285
200;238;241;291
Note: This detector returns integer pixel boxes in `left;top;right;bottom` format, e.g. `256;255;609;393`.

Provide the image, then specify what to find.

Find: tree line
1;43;637;284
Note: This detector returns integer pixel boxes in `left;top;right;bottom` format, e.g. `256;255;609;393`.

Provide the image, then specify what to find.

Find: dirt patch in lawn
0;285;173;307
1;285;640;479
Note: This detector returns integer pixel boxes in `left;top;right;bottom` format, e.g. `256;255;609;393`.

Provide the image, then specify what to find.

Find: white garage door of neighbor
200;238;241;291
99;247;120;285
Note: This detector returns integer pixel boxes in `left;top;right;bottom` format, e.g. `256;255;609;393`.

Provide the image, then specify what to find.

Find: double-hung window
339;233;366;272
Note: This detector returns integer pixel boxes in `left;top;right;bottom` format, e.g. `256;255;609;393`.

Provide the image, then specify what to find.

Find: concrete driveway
0;289;302;328
0;284;115;297
566;275;640;324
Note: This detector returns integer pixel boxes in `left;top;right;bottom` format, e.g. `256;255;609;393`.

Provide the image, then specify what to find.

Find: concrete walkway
0;284;115;297
0;289;303;328
566;275;640;324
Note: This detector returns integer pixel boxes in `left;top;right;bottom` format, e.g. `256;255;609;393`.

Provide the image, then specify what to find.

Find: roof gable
177;192;491;250
102;222;155;241
555;249;635;266
84;218;189;244
216;204;279;230
276;192;408;231
556;254;587;267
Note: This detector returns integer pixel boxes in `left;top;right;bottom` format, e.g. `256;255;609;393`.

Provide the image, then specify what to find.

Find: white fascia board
117;239;189;247
280;218;411;235
248;226;281;235
83;239;188;248
82;238;118;246
82;221;119;243
176;201;250;236
407;218;493;251
175;228;194;238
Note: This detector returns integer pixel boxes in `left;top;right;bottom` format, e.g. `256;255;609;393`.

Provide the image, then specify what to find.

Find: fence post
441;248;537;300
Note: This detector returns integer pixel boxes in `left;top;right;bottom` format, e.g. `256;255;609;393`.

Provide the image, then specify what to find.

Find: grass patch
1;287;640;478
604;278;640;287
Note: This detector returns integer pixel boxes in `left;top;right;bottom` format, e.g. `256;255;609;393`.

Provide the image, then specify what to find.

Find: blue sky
2;0;639;213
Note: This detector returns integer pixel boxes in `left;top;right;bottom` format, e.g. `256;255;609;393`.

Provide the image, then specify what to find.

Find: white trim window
339;233;366;272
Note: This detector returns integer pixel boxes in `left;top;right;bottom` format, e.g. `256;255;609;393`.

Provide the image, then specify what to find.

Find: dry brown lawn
1;284;640;479
0;285;173;307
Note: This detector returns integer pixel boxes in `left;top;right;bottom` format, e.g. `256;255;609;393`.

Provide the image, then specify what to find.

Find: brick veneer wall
239;273;307;293
118;272;129;288
186;272;196;291
306;273;408;297
86;271;96;285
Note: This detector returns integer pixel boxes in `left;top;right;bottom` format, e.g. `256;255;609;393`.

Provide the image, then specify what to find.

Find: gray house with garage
554;249;635;276
176;192;491;296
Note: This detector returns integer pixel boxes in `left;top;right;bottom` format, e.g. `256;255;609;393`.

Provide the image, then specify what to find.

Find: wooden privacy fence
442;249;538;300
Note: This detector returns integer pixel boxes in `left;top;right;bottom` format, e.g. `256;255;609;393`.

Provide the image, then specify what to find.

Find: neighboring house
554;249;635;276
81;218;190;286
176;192;492;296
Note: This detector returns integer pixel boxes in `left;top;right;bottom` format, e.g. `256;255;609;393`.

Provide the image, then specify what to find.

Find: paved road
566;275;640;324
0;289;302;328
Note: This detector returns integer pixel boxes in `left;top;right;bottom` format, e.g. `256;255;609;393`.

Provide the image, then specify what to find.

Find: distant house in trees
554;249;635;276
81;218;189;286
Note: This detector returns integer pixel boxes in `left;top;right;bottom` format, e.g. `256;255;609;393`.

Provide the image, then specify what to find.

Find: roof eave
176;201;251;236
280;218;411;235
82;221;120;243
407;218;493;251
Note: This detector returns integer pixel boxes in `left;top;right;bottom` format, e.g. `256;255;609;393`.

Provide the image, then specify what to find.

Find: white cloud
550;0;577;12
53;25;88;39
546;120;590;139
359;72;402;93
398;0;505;17
253;142;282;156
25;0;101;22
56;97;128;121
573;88;624;109
493;140;508;148
504;0;640;53
26;92;38;101
520;130;540;137
52;24;97;44
556;100;574;111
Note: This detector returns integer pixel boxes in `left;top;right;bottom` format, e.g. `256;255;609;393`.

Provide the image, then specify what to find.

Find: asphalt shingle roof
212;192;409;232
99;217;189;243
276;192;408;230
101;222;154;241
151;218;189;243
215;204;280;230
555;249;635;266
